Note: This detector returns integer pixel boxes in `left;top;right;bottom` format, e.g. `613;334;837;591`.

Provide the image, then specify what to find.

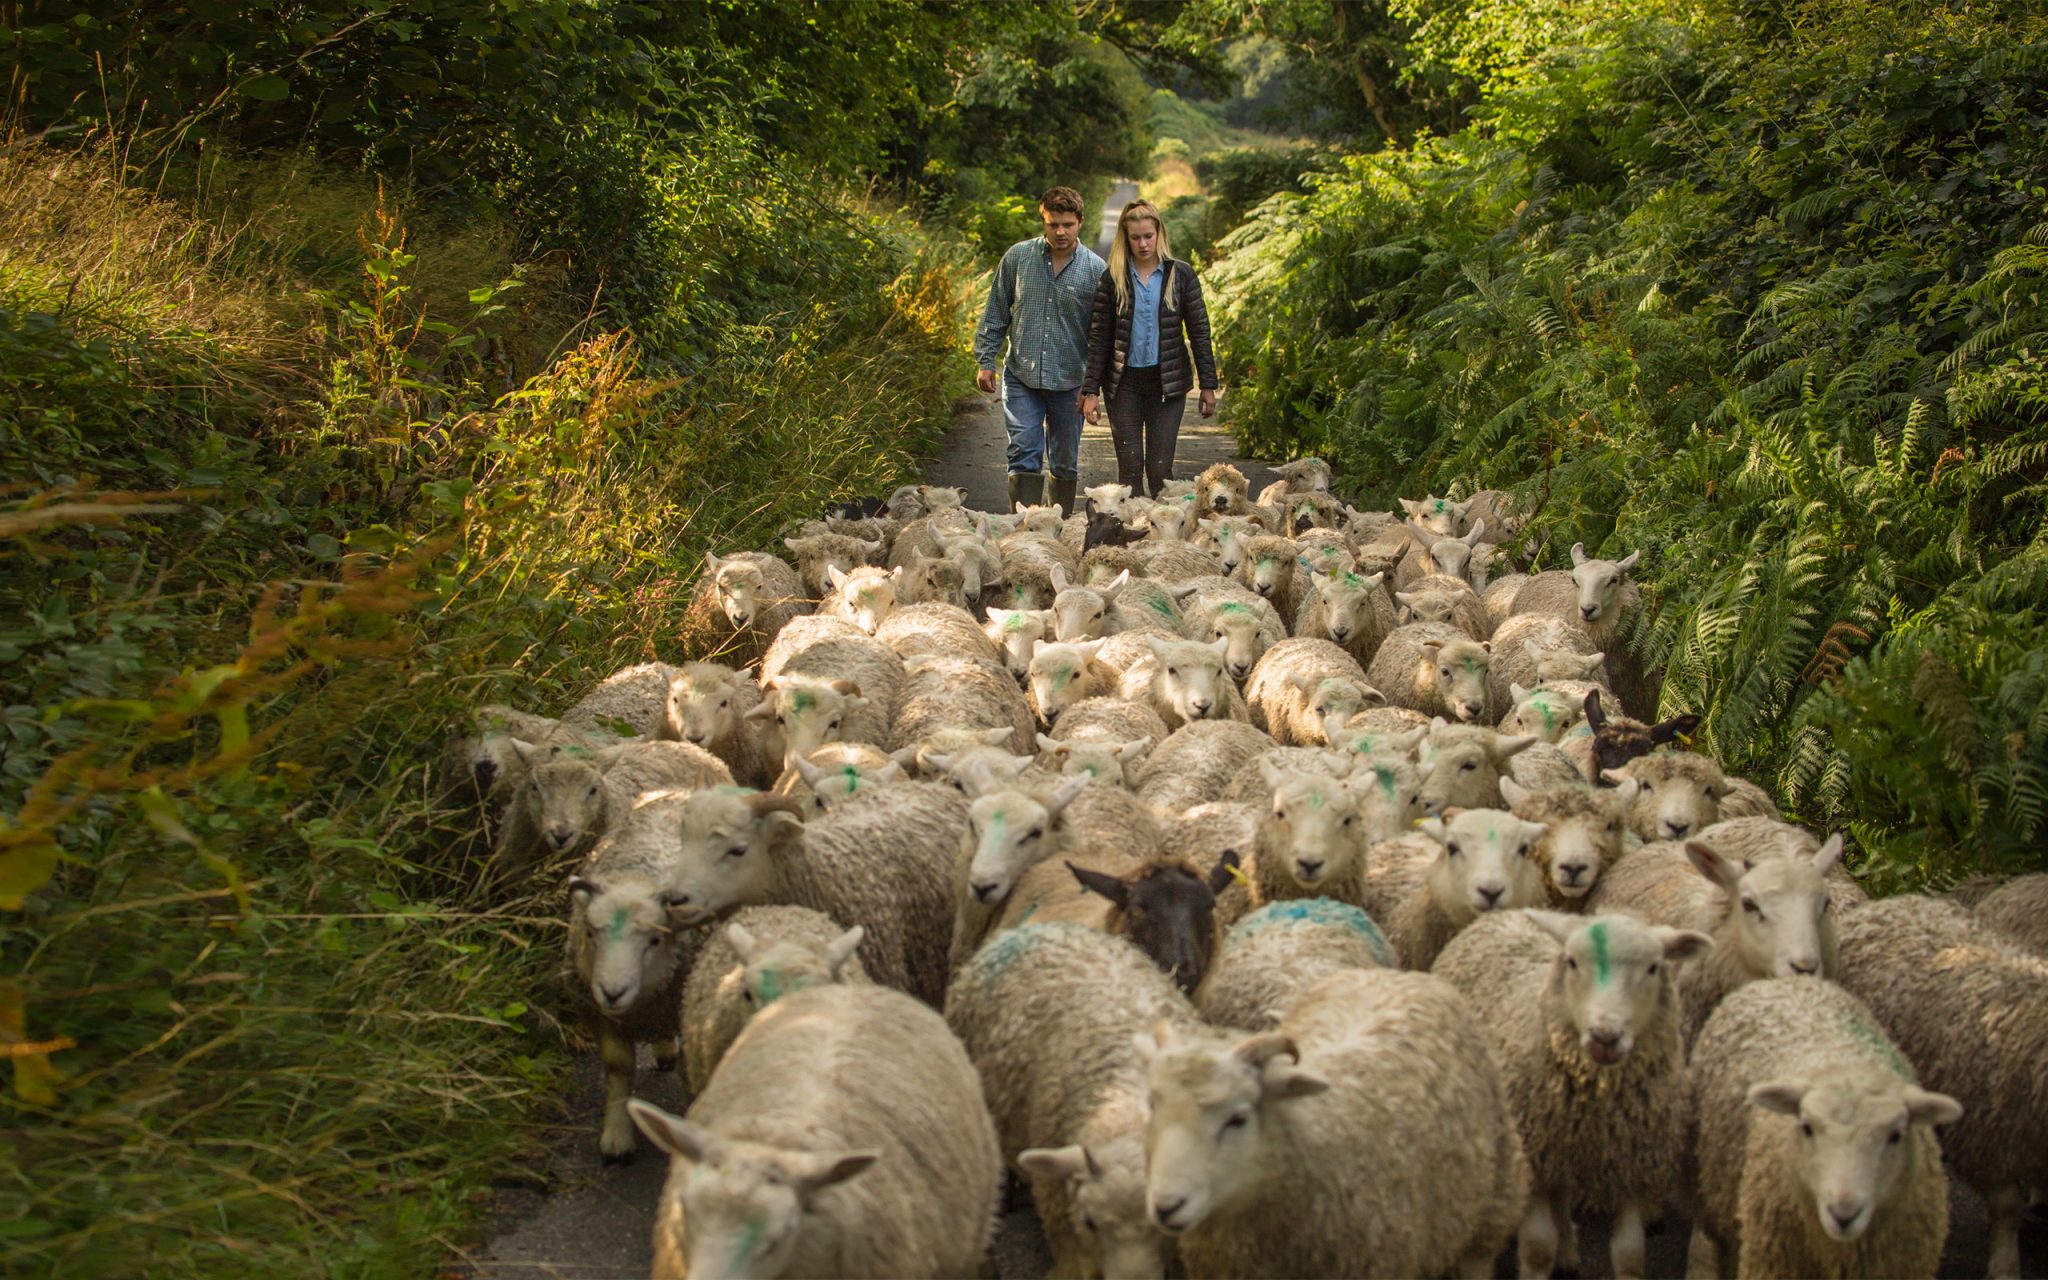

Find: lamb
1387;808;1549;970
782;531;882;599
1138;969;1529;1277
1366;620;1495;723
1196;514;1264;575
1498;776;1639;906
1194;462;1257;518
1506;542;1645;706
1045;694;1170;748
1244;637;1372;745
664;783;966;1006
494;738;733;878
1394;520;1488;590
1196;898;1395;1031
818;563;902;635
1688;976;1962;1280
562;661;683;738
1399;494;1463;537
679;907;868;1093
1974;872;2048;957
1693;817;1868;912
628;983;1001;1280
1602;750;1730;842
872;599;1001;664
561;789;709;1161
981;605;1054;681
896;551;971;609
756;613;865;686
440;705;614;840
664;662;770;787
682;550;812;664
1116;635;1252;731
1432;910;1710;1280
998;533;1081;611
1290;566;1395;668
1134;720;1279;815
748;629;905;771
1025;638;1123;725
951;773;1096;960
1498;681;1596;743
1177;574;1288;682
1485;614;1604;710
1394;572;1492;641
1245;763;1379;915
1833;895;2048;1279
945;924;1194;1280
1254;456;1332;507
888;652;1034;760
1237;535;1306;620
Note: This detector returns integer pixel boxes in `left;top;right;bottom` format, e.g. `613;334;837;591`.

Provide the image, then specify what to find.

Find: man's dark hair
1039;186;1083;217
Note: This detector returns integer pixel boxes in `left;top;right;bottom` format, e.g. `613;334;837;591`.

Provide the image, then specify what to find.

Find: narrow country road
1096;177;1140;256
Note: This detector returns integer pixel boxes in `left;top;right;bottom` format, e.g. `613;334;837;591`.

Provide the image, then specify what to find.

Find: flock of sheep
443;460;2048;1279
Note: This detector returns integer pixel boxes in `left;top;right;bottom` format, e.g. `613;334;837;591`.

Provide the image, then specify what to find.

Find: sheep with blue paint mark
1197;898;1396;1031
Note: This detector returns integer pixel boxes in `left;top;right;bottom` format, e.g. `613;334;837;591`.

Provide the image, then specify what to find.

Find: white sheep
1975;872;2048;957
1045;694;1169;747
1047;566;1187;641
1485;614;1605;710
749;627;905;772
494;738;732;877
1236;534;1306;620
1196;514;1264;575
872;600;1001;664
888;652;1034;759
561;661;682;737
982;606;1054;681
665;783;966;1006
1833;895;2048;1279
782;531;882;599
1178;574;1288;683
1499;681;1595;744
1416;720;1539;813
683;550;812;664
1497;776;1639;906
1290;566;1395;668
951;772;1096;960
1244;636;1372;745
679;907;867;1093
1138;969;1529;1276
1394;520;1487;590
664;662;770;787
1254;457;1333;507
1433;910;1709;1280
1601;750;1730;842
756;613;865;685
440;705;614;840
1688;976;1961;1280
819;563;903;635
1035;732;1154;788
1117;635;1252;731
1387;808;1549;970
1504;543;1644;705
1136;538;1226;583
1394;572;1491;640
1025;638;1123;725
945;923;1196;1280
1366;620;1495;723
1134;720;1279;816
1196;898;1396;1031
780;746;901;813
628;983;1001;1279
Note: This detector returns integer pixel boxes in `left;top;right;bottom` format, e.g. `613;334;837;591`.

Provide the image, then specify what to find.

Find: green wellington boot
1049;473;1078;519
1007;472;1044;511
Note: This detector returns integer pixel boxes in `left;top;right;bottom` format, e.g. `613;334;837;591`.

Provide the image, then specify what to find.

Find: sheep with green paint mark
1048;565;1189;643
1394;573;1491;641
1688;976;1961;1280
1434;910;1709;1279
1035;731;1154;789
1244;636;1371;746
684;551;812;666
1025;638;1124;726
1486;614;1607;711
1291;565;1396;669
1367;620;1496;724
888;651;1034;761
632;983;1001;1280
982;605;1055;681
1386;808;1549;970
1499;681;1597;744
1116;634;1252;732
782;531;883;599
680;905;868;1094
1195;514;1265;576
1236;534;1307;621
493;738;733;879
747;626;904;773
1415;719;1540;814
819;563;903;636
1178;574;1288;683
1197;898;1396;1030
782;748;901;814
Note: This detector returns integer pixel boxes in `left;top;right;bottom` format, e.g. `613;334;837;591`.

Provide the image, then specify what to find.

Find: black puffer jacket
1081;258;1219;401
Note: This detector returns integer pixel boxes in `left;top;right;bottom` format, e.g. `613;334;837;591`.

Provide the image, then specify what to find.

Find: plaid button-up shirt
974;237;1106;392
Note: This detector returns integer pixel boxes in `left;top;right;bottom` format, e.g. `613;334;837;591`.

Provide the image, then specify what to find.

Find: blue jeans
1002;370;1083;479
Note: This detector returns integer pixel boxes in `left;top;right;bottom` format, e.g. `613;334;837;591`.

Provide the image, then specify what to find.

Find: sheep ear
902;653;936;673
1068;860;1130;907
1018;1145;1096;1183
824;925;865;976
828;678;864;699
1611;777;1641;806
1490;733;1538;761
734;666;756;683
1209;635;1230;657
1903;1087;1964;1128
1655;927;1715;963
977;727;1016;746
782;537;802;553
1463;520;1486;545
1651;714;1701;745
1615;549;1641;574
1036;732;1062;754
792;755;824;784
1523;640;1544;661
1145;634;1173;660
567;876;600;904
1234;1033;1299;1069
704;551;726;574
791;1150;879;1195
1048;773;1089;813
1599;766;1633;787
1498;777;1530;810
725;922;759;960
1360;571;1384;590
1105;569;1131;594
1570;542;1589;567
1685;841;1744;895
1258;756;1288;787
1509;682;1530;705
825;564;848;589
1115;736;1153;763
629;1100;713;1162
1746;1080;1808;1117
874;761;903;784
1358;683;1386;709
887;566;904;586
1395;591;1417;606
1419;639;1445;655
1811;832;1845;873
1399;498;1423;515
888;746;922;768
744;700;777;722
1584;689;1608;730
1263;1064;1331;1100
1051;565;1070;592
1131;1028;1162;1062
985;607;1010;623
1169;581;1200;600
1429;715;1450;737
509;738;543;766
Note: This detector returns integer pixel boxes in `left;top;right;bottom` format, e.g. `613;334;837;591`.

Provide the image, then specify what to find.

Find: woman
1081;199;1220;498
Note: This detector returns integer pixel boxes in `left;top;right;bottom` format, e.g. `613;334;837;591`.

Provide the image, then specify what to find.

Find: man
973;186;1105;515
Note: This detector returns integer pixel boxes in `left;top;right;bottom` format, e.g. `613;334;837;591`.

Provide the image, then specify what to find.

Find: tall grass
0;141;971;1276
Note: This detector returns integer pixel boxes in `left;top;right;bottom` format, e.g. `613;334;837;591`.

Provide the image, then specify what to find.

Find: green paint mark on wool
1431;499;1447;513
1373;764;1397;802
1003;612;1031;633
1256;556;1276;570
791;690;816;714
1588;920;1612;986
1217;602;1252;617
1538;700;1557;736
1341;571;1363;589
755;968;785;1005
1348;734;1378;754
608;907;629;941
734;1223;764;1270
840;765;861;793
1840;1008;1915;1080
1148;594;1177;617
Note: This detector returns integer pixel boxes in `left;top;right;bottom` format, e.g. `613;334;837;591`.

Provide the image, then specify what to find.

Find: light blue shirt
1126;263;1162;369
973;238;1106;392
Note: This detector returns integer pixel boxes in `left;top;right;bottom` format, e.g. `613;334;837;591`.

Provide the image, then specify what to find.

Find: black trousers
1108;364;1187;498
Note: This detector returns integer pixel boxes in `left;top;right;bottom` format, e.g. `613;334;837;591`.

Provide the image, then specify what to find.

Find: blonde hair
1108;199;1173;311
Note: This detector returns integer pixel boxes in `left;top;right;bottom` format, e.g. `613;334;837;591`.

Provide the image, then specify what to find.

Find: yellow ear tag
1225;862;1252;888
1676;732;1696;748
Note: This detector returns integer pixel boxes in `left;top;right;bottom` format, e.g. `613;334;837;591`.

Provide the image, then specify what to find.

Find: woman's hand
1199;389;1219;418
1083;394;1102;425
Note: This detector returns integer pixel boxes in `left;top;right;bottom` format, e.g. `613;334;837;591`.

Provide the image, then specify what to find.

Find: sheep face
790;754;900;813
1202;516;1261;574
517;744;608;853
1567;542;1641;624
1287;492;1340;530
1073;856;1240;995
1029;640;1107;724
965;778;1085;903
1417;809;1547;923
1085;481;1135;511
824;564;899;634
1744;1076;1961;1245
1205;603;1273;682
1146;503;1191;542
1017;1136;1170;1280
1400;495;1459;537
1138;1026;1329;1235
1606;753;1728;842
1417;726;1536;814
1687;836;1844;980
922;742;1034;797
1294;538;1351;577
628;1109;876;1280
666;665;752;749
668;791;802;922
1418;637;1493;722
1303;570;1383;648
1051;574;1122;641
1013;503;1067;534
1196;464;1249;515
984;607;1052;681
1262;765;1366;891
1038;734;1153;788
1395;589;1460;626
1146;636;1233;724
1502;685;1583;743
754;677;868;773
707;554;767;629
1526;912;1710;1063
904;553;966;609
922;484;967;510
729;922;863;1015
568;874;694;1016
783;534;873;599
1349;755;1427;846
1528;643;1606;684
1309;677;1387;746
1243;542;1298;603
937;532;993;602
1500;777;1637;899
1272;457;1332;494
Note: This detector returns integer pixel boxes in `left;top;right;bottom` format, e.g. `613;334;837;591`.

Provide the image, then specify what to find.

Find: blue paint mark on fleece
1230;899;1391;967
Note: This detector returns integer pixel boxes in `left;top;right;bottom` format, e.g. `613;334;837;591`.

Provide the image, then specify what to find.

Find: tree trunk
1329;0;1404;148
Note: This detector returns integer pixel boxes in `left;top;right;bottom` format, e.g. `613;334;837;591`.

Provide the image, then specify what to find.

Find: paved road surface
1097;178;1139;258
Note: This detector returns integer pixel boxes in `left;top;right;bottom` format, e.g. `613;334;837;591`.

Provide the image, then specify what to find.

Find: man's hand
976;368;998;395
1082;394;1102;425
1199;388;1219;418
